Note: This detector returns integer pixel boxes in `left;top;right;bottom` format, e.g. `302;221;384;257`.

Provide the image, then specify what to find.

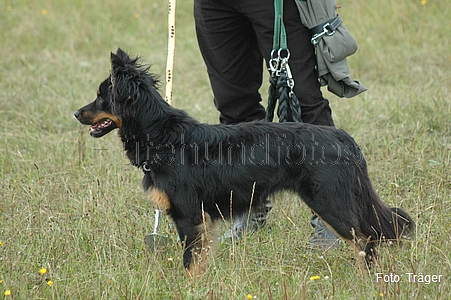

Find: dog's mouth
89;118;118;137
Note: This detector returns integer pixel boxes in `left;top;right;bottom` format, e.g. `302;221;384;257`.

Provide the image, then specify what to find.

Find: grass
1;0;450;298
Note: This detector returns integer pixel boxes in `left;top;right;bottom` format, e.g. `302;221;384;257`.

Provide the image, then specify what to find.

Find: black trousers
194;0;334;126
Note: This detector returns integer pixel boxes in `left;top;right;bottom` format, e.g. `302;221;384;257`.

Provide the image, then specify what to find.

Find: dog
74;48;414;277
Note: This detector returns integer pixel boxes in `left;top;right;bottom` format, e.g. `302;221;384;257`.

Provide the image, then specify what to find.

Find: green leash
272;0;287;53
266;0;302;123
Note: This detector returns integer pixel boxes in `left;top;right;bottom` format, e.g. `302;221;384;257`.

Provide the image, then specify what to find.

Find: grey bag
295;0;367;98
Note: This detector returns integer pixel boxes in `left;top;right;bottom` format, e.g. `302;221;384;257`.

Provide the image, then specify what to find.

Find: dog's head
74;48;159;138
74;76;121;137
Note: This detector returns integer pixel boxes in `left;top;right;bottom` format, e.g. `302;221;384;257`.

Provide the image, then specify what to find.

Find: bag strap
310;15;343;46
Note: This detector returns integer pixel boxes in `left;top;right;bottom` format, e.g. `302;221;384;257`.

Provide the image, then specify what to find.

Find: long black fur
75;48;414;275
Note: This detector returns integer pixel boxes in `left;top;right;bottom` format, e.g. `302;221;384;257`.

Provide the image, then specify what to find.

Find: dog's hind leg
348;239;371;273
174;212;219;278
309;207;373;272
322;217;373;272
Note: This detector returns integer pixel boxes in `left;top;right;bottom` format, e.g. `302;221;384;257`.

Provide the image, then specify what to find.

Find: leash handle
273;0;287;52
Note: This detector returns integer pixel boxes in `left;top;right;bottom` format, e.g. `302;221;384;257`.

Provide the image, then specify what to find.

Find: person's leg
242;0;338;247
195;0;337;246
194;0;270;238
195;0;333;125
247;0;334;126
283;0;335;126
194;0;266;124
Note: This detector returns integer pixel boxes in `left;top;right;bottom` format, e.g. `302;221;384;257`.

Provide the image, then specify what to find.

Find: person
194;0;339;249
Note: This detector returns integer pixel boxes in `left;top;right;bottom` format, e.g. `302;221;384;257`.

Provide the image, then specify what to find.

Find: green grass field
1;0;450;298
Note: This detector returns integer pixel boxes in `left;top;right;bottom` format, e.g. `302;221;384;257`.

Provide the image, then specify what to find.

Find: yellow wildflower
0;279;2;284
309;275;320;281
39;268;47;275
247;294;253;300
0;241;3;246
421;0;427;5
4;290;11;296
41;9;48;15
47;280;53;287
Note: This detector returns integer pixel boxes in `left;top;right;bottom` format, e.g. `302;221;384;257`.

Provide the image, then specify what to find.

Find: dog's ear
110;48;133;91
110;51;125;69
110;51;124;96
111;48;138;67
116;47;126;57
110;48;140;75
110;49;140;103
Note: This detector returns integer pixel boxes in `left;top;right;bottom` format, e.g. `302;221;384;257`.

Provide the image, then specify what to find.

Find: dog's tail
358;177;415;244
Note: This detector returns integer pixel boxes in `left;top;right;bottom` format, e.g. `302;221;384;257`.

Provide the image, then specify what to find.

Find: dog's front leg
175;213;218;278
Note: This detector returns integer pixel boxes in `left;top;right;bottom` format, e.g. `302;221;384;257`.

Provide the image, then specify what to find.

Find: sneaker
307;215;340;251
220;201;272;241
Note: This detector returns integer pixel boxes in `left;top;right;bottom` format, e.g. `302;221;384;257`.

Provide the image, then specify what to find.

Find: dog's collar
142;161;152;172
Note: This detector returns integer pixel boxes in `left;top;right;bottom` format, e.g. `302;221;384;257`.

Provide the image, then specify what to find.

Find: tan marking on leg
147;187;171;212
186;212;219;279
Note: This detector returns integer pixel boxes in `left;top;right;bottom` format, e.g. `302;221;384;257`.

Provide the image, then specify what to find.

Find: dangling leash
266;0;302;123
146;0;176;250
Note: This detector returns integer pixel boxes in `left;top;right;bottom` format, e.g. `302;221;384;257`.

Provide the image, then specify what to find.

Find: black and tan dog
74;48;414;277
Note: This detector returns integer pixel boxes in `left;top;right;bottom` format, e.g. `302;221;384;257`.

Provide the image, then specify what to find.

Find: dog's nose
74;110;81;119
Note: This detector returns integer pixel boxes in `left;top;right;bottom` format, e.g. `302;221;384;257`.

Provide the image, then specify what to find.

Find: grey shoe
221;202;272;241
307;215;340;251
